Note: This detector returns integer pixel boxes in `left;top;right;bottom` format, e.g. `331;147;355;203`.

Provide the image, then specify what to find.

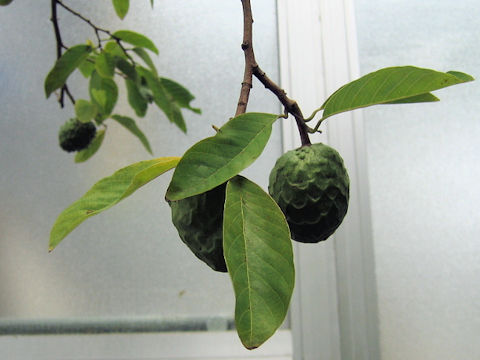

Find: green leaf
78;57;96;78
112;30;159;55
447;70;474;82
224;176;294;350
95;51;115;79
125;79;148;117
166;112;279;201
105;41;127;58
89;71;118;118
137;67;186;132
320;66;474;121
75;129;106;163
161;77;201;114
45;44;92;98
115;57;137;80
75;99;97;123
49;157;180;251
133;47;158;76
386;92;439;104
111;114;152;154
0;0;14;7
112;0;129;19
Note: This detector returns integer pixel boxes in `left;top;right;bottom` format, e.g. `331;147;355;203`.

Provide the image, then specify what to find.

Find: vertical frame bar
276;1;380;359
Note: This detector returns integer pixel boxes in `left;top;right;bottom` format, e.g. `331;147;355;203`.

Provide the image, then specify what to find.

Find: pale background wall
355;1;480;359
0;0;281;322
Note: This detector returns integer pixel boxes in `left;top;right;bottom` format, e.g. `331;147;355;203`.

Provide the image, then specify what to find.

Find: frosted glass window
355;1;480;359
0;0;282;332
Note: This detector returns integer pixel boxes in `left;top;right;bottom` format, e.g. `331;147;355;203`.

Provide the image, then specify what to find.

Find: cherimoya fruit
268;143;349;243
168;184;227;272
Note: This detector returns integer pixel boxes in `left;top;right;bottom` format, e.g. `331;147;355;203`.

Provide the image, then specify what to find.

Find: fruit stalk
252;66;311;146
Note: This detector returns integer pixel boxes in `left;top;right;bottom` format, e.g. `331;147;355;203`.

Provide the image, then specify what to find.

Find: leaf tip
447;70;475;82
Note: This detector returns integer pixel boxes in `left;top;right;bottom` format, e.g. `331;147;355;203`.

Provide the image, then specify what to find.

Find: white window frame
277;0;380;359
0;1;378;359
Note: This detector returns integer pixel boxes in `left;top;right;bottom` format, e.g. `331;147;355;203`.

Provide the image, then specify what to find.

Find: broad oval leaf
89;71;118;119
113;30;159;54
45;44;92;98
75;99;97;123
133;47;158;75
125;78;148;117
161;77;201;114
78;57;96;78
49;157;180;251
105;41;127;58
115;57;137;80
165;112;279;201
320;66;474;121
137;67;186;132
95;51;115;79
111;114;152;154
112;0;129;19
224;176;294;350
74;128;106;163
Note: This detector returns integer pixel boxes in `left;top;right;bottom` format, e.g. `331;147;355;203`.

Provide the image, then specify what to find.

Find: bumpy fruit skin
168;184;227;272
58;118;96;152
0;0;14;6
268;143;349;243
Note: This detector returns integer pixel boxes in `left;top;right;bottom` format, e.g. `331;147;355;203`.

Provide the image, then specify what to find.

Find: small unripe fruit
0;0;14;6
268;143;349;243
58;118;96;152
168;184;227;272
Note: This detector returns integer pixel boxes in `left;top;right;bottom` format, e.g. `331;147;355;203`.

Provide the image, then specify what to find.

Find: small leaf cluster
45;1;199;162
112;0;154;20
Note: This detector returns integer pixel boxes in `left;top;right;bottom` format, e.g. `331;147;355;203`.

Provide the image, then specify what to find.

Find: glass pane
0;0;283;332
355;1;480;359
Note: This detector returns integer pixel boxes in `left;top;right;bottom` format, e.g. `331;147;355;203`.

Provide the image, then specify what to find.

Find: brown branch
235;0;256;116
51;0;76;107
57;0;107;47
235;0;311;145
253;66;311;146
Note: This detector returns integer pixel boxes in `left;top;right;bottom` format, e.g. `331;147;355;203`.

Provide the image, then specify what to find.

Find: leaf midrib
172;119;273;198
240;194;254;345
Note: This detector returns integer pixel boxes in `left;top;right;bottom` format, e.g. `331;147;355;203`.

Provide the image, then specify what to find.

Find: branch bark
50;0;75;107
253;66;311;146
235;0;311;146
235;0;256;117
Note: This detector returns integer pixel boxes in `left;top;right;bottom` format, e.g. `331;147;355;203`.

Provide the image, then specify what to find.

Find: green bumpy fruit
268;143;349;243
168;184;227;272
0;0;14;6
58;118;96;152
